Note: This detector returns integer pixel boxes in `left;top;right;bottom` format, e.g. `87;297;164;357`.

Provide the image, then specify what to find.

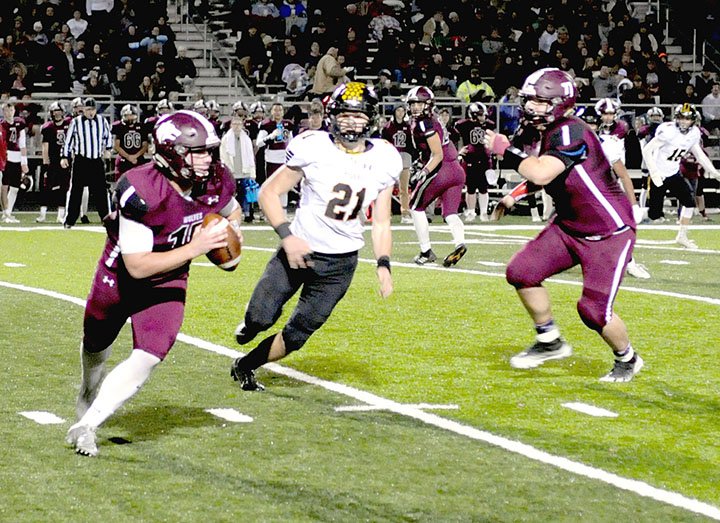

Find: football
203;213;242;271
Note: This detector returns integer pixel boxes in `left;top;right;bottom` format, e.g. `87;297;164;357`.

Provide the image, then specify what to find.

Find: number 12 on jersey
325;183;367;221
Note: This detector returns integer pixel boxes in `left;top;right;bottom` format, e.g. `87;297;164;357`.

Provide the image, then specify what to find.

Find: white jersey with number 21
285;130;402;254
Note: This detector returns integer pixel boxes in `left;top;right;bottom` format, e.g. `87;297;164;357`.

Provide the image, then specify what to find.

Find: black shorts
2;161;22;188
463;160;489;193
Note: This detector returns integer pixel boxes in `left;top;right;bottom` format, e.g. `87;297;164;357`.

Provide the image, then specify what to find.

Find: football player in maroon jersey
112;104;149;182
382;105;414;223
405;86;467;267
455;102;495;222
1;101;29;223
66;111;243;457
38;101;71;223
485;68;643;382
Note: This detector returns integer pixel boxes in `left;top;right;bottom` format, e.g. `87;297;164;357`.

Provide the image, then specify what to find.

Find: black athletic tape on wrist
376;256;391;273
502;146;529;171
275;222;292;239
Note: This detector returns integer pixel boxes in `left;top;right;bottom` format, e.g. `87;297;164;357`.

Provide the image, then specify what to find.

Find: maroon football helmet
518;68;577;126
405;85;435;117
152;110;221;184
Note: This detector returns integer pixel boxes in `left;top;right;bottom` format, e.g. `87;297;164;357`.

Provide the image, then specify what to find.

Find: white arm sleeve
119;214;154;254
689;143;720;180
219;197;240;217
642;138;662;182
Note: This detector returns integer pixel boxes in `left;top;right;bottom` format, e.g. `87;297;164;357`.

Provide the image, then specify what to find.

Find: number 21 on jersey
325;183;366;221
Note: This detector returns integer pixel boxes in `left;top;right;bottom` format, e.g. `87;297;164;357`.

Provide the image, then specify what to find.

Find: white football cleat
462;210;476;223
626;260;651;279
675;235;698;250
66;423;98;457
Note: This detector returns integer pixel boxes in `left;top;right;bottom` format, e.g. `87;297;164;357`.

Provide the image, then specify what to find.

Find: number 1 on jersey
325;183;366;221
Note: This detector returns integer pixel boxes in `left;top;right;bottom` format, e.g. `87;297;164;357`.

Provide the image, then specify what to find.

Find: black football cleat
230;360;264;391
510;338;573;369
80;215;90;224
599;354;644;382
442;244;467;267
413;249;437;265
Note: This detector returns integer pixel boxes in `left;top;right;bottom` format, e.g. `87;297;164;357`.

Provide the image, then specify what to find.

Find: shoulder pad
546;118;587;153
115;176;149;222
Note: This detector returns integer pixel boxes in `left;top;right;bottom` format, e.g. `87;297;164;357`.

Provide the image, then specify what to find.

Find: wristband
501;146;529;170
376;256;391;273
274;221;292;239
21;156;28;165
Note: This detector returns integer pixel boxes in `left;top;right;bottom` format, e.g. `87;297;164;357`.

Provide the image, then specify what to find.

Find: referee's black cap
83;97;97;108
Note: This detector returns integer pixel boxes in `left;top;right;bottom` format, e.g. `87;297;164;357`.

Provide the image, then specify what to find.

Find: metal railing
175;0;253;100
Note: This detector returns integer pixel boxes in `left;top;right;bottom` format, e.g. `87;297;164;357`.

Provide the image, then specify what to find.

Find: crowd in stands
223;0;719;123
2;0;720;169
1;2;719;117
0;1;194;115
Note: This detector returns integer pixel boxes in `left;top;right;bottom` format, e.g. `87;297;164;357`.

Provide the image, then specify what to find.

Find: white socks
541;190;554;220
80;345;112;397
478;192;489;219
411;209;432;252
465;192;477;215
81;187;89;217
78;350;161;429
6;186;18;214
445;213;465;246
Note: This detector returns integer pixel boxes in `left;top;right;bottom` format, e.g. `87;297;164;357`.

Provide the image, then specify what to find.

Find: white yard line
562;403;619;418
660;260;690;265
19;411;66;424
205;408;253;423
335;404;459;412
1;279;719;520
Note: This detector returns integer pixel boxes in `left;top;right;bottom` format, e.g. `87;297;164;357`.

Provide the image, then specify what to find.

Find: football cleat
442;244;467;267
400;215;413;224
80;216;90;224
463;210;477;223
66;423;99;457
35;216;46;223
599;354;644;382
413;249;437;265
626;260;651;279
230;362;265;391
510;338;573;369
675;235;698;250
234;322;258;345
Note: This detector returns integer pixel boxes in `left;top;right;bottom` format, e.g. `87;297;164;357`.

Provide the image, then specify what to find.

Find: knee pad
576;297;607;333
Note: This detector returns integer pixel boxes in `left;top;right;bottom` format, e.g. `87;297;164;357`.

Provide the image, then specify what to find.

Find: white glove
632;204;644;225
709;169;720;181
267;128;281;140
649;171;664;187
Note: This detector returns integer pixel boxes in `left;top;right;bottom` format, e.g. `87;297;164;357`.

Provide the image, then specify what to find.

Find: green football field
1;216;719;522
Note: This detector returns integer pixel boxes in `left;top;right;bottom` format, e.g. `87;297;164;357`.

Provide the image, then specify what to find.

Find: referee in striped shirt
61;97;113;228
